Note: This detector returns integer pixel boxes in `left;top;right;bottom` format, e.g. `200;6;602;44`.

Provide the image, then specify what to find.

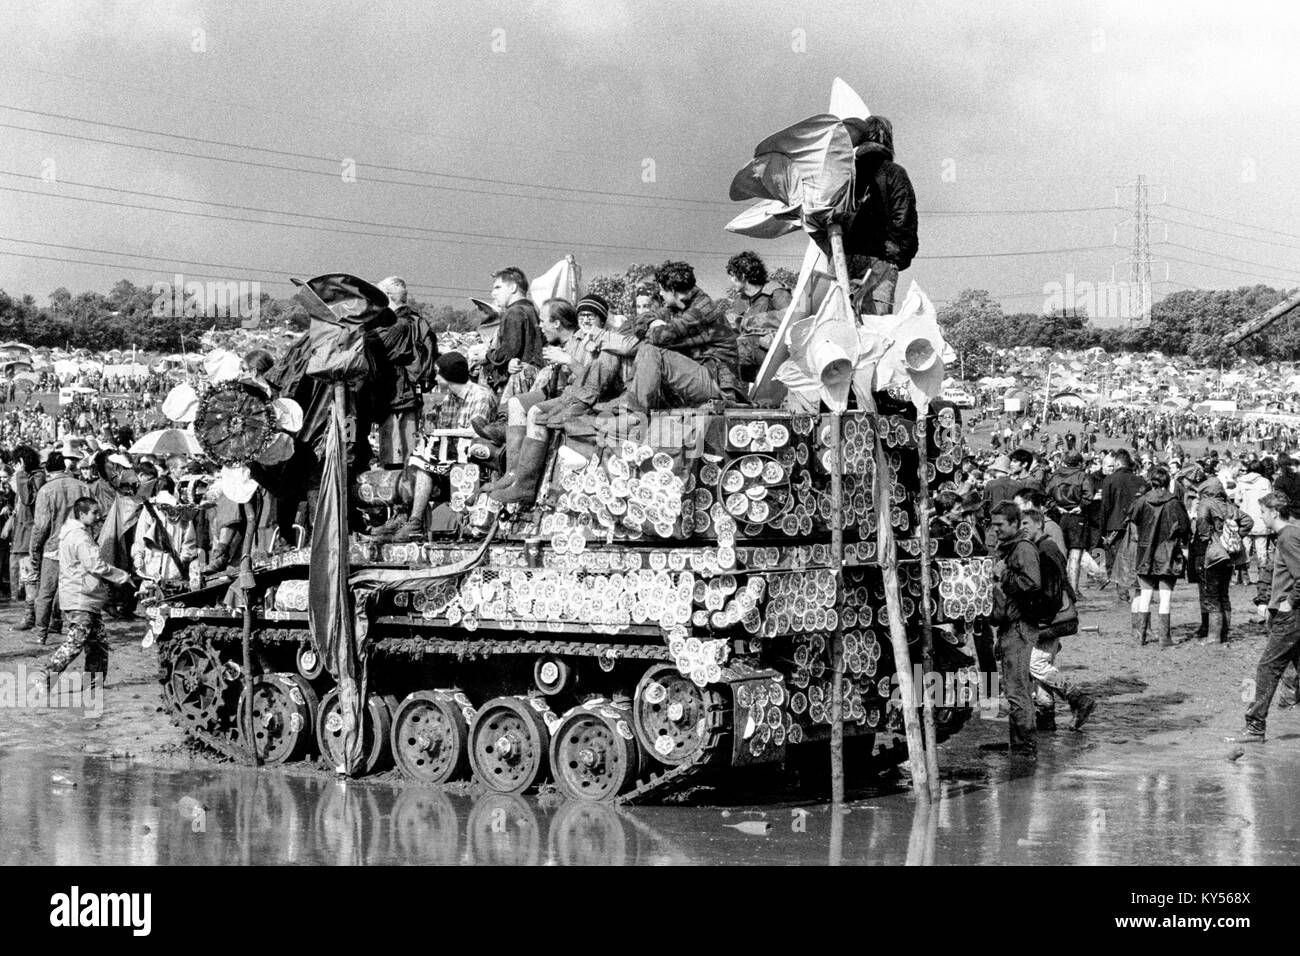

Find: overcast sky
0;0;1297;315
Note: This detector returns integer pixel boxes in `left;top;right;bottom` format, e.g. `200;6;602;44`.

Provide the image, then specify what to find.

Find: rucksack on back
407;310;440;389
1218;511;1243;558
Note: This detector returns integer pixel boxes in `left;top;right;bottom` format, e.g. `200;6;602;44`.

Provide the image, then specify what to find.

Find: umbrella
129;428;203;458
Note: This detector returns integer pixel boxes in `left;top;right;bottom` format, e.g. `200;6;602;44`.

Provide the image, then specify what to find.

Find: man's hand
992;558;1006;578
542;345;572;367
507;358;523;375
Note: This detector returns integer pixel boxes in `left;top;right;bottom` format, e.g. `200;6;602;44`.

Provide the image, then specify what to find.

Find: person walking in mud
1241;491;1300;742
989;501;1041;755
35;497;134;690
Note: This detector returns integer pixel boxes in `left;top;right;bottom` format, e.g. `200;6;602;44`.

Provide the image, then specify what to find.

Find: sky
0;0;1297;317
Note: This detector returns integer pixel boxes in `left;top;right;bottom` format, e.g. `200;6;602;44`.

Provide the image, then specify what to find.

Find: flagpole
829;222;930;803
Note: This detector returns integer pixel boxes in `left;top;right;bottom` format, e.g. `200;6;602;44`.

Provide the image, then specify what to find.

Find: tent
1051;391;1087;407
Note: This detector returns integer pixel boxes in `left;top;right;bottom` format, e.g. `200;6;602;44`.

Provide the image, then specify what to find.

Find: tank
149;399;989;803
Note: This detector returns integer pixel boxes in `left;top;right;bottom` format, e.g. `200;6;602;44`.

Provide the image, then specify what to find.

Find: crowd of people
950;437;1300;752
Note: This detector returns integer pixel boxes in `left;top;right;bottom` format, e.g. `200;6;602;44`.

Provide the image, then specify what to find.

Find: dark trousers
998;619;1038;750
1199;560;1233;641
626;344;722;411
1246;608;1300;732
34;556;59;636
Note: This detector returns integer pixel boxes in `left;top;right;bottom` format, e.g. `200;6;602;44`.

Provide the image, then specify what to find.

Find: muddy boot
201;542;231;575
470;414;507;446
1219;609;1232;644
1205;608;1224;646
1035;707;1057;732
491;437;550;506
1156;612;1173;648
1132;610;1150;645
393;513;426;542
1191;610;1208;643
12;603;35;632
481;426;526;495
1066;686;1097;730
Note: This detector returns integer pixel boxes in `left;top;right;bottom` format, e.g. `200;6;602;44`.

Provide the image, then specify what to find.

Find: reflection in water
2;746;1299;865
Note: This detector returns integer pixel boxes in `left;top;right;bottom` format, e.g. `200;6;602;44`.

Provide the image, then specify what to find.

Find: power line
1160;253;1297;286
0;113;730;214
1165;203;1300;243
1163;241;1298;277
1161;209;1300;252
0;176;801;260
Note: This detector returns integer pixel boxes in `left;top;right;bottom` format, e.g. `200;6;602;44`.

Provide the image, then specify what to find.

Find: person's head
1019;507;1045;538
1015;489;1052;514
166;454;188;475
960;490;984;519
242;348;274;378
654;260;696;310
1261;491;1292;533
633;283;659;317
12;444;39;473
1009;448;1034;476
45;450;65;473
990;501;1022;542
1150;464;1170;490
934;490;962;522
574;294;609;333
155;474;175;496
72;495;102;528
77;455;96;480
490;267;529;309
725;250;768;294
136;459;158;481
540;298;579;344
434;352;471;391
1112;449;1133;470
377;275;408;307
1063;450;1083;468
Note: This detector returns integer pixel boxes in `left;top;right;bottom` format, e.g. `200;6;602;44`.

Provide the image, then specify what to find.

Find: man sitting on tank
386;352;497;541
615;260;743;413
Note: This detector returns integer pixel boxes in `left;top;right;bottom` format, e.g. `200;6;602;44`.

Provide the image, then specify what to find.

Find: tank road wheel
468;696;552;794
633;664;724;767
237;674;318;765
390;690;470;784
162;639;233;731
549;702;643;802
316;687;395;774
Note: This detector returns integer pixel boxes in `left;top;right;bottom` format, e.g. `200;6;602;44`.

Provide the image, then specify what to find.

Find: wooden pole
915;410;942;800
239;495;261;766
827;223;929;802
829;408;846;806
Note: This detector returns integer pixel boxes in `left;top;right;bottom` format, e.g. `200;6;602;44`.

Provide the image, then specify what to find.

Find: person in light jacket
131;488;198;583
39;497;133;685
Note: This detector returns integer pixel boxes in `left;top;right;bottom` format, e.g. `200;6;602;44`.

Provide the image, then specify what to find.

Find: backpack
1032;537;1066;623
1217;509;1244;559
1050;471;1085;510
406;309;440;389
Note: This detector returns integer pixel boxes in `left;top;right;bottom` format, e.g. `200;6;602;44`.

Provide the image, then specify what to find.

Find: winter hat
575;294;610;325
435;352;470;386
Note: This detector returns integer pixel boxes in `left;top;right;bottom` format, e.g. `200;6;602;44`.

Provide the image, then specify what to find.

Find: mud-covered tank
149;403;990;803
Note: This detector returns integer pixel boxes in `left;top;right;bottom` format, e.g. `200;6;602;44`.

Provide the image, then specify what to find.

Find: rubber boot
1035;706;1057;732
201;542;231;575
482;426;526;494
1132;610;1150;646
1156;612;1173;648
470;415;507;446
491;437;550;506
1191;610;1208;643
1206;608;1224;646
1220;608;1231;644
13;602;35;632
1066;686;1097;730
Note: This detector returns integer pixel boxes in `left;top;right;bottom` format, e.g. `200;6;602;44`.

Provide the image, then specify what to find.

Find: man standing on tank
842;115;918;316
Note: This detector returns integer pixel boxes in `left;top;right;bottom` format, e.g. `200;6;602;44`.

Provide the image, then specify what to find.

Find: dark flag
295;274;392;775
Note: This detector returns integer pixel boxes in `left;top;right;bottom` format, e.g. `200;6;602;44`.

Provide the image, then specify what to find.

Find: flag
309;383;365;774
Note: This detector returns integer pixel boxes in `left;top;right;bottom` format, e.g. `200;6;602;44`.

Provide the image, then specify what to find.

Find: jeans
998;619;1038;749
1246;608;1300;732
1244;535;1270;583
34;556;60;637
8;552;32;603
1199;560;1233;641
1030;635;1066;709
625;344;723;411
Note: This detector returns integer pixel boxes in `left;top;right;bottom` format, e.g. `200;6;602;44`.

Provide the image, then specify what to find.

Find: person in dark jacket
1126;465;1192;647
989;501;1041;754
477;267;543;392
1193;477;1252;644
726;251;792;379
1045;450;1090;590
622;260;741;411
841;115;918;315
1101;449;1146;597
375;277;423;467
1242;490;1300;741
9;445;43;629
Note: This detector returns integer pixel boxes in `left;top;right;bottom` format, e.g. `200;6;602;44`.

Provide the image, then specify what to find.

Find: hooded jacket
29;470;91;560
1126;487;1191;577
57;517;130;613
1233;471;1272;533
1195;478;1253;568
843;116;919;272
